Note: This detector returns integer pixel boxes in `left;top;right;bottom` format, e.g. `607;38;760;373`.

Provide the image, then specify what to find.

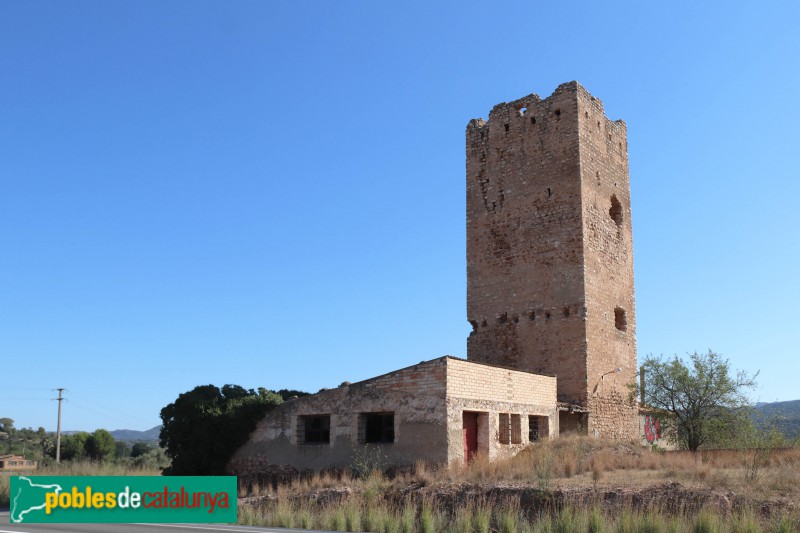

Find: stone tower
466;82;638;440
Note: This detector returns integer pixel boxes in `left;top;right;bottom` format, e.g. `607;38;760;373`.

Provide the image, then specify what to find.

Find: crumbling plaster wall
229;357;560;474
229;359;449;474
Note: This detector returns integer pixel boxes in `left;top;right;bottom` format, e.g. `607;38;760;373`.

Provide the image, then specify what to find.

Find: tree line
0;418;168;468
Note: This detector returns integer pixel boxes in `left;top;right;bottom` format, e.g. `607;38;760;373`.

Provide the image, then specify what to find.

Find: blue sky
2;2;798;432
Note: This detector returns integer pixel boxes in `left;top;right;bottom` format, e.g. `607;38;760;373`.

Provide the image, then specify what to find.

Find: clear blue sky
2;2;798;432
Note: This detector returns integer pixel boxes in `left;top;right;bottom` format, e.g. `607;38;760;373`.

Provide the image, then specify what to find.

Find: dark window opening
504;123;510;132
529;415;548;442
609;195;623;227
498;413;510;444
554;109;561;118
499;413;521;444
528;311;536;320
511;414;522;444
545;311;551;319
362;413;394;444
615;307;627;332
530;116;536;124
299;415;330;444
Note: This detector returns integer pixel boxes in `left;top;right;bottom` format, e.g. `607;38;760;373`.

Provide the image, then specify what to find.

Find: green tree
641;350;758;451
159;384;283;475
59;432;89;461
115;440;132;459
130;442;153;458
85;429;116;461
0;418;14;434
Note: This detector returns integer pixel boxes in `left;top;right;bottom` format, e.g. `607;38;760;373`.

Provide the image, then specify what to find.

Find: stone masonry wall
466;82;638;440
576;86;638;440
229;358;449;474
466;82;589;404
229;357;560;474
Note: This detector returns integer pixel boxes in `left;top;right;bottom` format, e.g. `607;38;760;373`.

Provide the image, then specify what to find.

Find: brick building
231;82;640;473
230;357;557;473
0;454;38;471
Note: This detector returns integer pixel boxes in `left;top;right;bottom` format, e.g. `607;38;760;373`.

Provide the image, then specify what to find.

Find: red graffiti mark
643;415;662;444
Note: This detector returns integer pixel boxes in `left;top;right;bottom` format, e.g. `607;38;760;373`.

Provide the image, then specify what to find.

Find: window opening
362;412;395;443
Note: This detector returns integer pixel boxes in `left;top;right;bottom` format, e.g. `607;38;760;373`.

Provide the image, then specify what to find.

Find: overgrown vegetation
159;384;285;475
0;460;164;508
639;351;759;451
239;435;800;532
240;499;797;533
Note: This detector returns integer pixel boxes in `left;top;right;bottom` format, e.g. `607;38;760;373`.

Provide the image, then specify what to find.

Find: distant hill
754;400;800;439
109;426;161;443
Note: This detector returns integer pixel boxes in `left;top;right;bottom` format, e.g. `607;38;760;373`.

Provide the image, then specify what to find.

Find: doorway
462;411;479;464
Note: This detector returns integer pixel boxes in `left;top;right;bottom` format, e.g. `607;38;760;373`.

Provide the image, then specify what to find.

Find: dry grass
431;435;800;501
0;460;163;507
238;437;800;531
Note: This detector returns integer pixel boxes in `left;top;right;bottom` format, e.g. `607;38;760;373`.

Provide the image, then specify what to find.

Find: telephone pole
53;388;66;463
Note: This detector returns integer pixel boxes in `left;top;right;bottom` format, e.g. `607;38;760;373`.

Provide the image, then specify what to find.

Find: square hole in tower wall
614;307;627;332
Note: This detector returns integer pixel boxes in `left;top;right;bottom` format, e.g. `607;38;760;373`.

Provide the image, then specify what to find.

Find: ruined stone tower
466;82;638;440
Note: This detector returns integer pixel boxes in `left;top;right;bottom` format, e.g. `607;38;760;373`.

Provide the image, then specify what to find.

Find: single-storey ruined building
229;357;557;474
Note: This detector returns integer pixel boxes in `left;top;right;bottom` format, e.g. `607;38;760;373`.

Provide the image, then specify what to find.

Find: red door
462;412;478;464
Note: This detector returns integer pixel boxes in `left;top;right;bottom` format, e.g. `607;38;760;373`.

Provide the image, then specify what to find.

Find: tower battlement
466;82;638;440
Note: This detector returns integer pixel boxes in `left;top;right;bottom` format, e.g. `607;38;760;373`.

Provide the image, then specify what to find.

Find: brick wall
466;82;638;439
444;357;558;463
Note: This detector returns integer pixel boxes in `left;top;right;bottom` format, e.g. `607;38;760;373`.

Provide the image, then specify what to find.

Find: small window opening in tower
554;109;561;118
563;307;570;318
614;307;627;332
584;111;588;118
545;311;551;319
512;315;519;323
504;123;510;132
530;116;536;124
497;312;508;324
546;187;552;197
481;319;488;328
519;107;527;116
609;195;623;227
528;311;536;321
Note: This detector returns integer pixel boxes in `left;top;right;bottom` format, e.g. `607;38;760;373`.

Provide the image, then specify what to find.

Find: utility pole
53;388;66;463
